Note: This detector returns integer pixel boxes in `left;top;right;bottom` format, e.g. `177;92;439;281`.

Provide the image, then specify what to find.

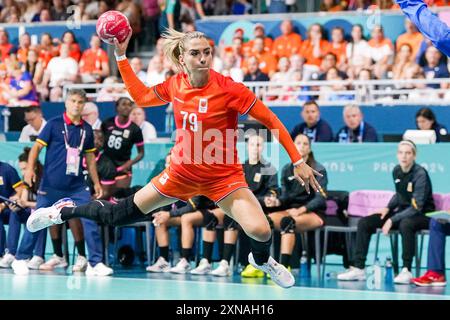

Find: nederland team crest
198;98;208;113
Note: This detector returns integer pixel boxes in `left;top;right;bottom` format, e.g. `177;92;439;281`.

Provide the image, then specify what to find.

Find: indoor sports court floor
1;265;449;300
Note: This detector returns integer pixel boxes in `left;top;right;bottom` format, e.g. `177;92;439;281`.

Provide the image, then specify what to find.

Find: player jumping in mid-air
26;29;323;288
396;0;450;56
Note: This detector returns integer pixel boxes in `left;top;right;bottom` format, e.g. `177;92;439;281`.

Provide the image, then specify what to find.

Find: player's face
116;99;134;117
181;38;212;75
302;104;319;127
344;108;362;130
294;134;311;158
416;116;433;130
248;135;264;160
65;94;85;118
397;144;416;169
94;131;104;150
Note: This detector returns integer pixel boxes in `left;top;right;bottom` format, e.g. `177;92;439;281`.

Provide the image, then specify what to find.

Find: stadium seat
320;190;394;279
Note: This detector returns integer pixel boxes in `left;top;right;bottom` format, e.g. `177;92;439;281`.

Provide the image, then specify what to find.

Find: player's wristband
293;159;304;167
114;52;127;61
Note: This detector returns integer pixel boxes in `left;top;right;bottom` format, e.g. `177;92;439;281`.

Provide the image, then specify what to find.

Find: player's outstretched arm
113;34;170;107
397;0;450;56
248;100;323;194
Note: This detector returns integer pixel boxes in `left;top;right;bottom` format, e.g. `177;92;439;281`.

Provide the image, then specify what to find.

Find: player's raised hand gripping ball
96;10;132;45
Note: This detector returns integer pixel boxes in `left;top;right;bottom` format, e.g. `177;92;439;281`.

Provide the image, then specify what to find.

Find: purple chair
415;193;447;276
321;190;394;279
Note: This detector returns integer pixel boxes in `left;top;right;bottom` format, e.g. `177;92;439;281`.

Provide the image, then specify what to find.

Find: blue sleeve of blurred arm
397;0;450;56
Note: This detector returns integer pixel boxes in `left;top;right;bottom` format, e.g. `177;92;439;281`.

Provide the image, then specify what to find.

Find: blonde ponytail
162;28;208;72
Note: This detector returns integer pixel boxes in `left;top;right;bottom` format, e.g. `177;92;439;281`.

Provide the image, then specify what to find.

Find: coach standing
24;89;112;276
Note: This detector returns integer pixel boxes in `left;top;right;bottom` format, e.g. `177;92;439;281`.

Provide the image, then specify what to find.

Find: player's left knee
201;210;218;231
223;215;239;231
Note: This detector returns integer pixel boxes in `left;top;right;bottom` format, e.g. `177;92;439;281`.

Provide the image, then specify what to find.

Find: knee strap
223;215;239;231
201;209;218;231
280;216;296;234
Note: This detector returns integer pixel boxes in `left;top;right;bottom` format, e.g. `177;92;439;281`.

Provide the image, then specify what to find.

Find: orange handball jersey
117;59;302;184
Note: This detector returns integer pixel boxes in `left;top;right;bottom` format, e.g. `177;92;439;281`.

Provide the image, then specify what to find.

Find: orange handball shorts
150;166;249;204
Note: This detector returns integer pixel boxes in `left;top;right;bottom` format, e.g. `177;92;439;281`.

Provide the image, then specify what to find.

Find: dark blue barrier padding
2;103;450;137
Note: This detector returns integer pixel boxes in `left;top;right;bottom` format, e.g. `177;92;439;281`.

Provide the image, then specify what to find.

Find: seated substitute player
101;97;145;189
338;140;434;284
27;29;323;289
266;134;328;270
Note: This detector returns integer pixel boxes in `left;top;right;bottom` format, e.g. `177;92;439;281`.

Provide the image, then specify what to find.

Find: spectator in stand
415;107;448;143
221;51;244;82
392;44;421;89
290;100;334;142
268;57;291;101
50;0;69;20
17;33;31;65
0;1;22;23
319;67;352;102
367;25;394;79
317;53;348;80
299;23;331;73
23;49;44;86
97;76;125;102
130;107;157;142
354;68;375;102
5;64;39;107
272;20;302;60
19;107;47;142
243;37;277;77
23;0;46;23
320;0;348;10
81;102;102;130
396;19;424;61
329;27;348;70
116;0;142;51
39;8;52;22
243;23;273;58
141;0;161;49
288;54;305;77
243;56;270;82
146;55;167;86
346;24;372;79
79;34;110;84
335;104;378;143
55;31;82;62
37;33;56;70
0;63;9;105
130;57;148;84
422;46;449;89
0;29;13;63
347;0;371;10
228;36;244;68
39;43;79;102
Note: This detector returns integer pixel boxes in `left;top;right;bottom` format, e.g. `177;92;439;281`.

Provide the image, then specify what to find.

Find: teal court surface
1;266;449;300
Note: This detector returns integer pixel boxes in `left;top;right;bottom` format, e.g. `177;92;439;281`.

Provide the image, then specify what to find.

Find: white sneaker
26;198;75;232
39;254;68;271
86;262;113;276
169;258;191;274
146;256;170;273
211;259;232;277
394;267;413;284
12;259;30;275
248;253;295;288
337;266;366;281
190;258;212;275
0;253;15;268
27;256;44;270
72;255;88;272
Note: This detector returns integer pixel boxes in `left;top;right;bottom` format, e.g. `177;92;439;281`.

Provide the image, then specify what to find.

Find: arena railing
63;78;450;106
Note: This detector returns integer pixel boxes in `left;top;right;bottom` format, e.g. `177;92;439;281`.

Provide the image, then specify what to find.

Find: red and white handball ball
96;10;132;45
